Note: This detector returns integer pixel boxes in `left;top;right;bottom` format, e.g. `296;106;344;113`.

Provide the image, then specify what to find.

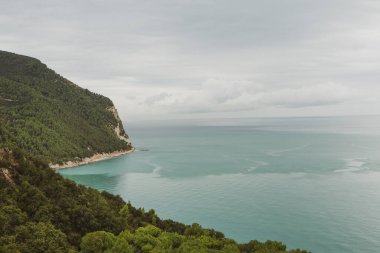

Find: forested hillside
0;149;308;253
0;51;131;164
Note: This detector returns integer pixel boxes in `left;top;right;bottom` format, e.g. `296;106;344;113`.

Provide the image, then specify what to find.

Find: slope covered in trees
0;50;131;164
0;149;308;252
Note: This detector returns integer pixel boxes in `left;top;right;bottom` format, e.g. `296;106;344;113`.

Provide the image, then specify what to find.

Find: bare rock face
1;168;15;186
108;106;130;144
0;149;16;186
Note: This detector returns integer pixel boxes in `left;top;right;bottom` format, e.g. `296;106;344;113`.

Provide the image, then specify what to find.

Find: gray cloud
144;92;172;105
1;0;380;120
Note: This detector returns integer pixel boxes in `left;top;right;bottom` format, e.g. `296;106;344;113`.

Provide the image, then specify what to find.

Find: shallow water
59;116;380;253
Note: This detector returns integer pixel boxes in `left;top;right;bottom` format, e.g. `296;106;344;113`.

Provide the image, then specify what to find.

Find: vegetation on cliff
0;50;131;164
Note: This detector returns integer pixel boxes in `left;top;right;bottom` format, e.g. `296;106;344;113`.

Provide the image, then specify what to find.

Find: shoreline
50;148;135;170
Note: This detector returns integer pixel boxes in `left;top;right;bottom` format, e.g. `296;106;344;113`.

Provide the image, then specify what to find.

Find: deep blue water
59;116;380;253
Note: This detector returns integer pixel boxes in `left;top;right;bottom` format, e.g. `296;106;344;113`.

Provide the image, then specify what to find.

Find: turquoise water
59;116;380;253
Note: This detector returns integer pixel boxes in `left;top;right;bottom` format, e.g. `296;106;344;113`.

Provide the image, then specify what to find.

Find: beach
50;148;135;170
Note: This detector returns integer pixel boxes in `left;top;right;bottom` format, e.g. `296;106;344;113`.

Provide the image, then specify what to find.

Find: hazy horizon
2;0;380;121
124;115;380;137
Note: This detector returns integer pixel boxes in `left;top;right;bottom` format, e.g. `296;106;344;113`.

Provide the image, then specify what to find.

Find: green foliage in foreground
0;50;131;164
80;225;308;253
0;149;309;253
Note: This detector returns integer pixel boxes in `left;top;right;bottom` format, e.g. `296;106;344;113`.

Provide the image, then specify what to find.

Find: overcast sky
1;0;380;121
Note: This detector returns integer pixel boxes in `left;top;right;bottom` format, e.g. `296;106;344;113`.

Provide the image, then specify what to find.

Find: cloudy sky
1;0;380;121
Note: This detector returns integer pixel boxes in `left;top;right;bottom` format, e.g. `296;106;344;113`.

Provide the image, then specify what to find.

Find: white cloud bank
1;0;380;120
95;78;371;120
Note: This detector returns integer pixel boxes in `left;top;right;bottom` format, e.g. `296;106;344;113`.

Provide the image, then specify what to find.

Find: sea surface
59;116;380;253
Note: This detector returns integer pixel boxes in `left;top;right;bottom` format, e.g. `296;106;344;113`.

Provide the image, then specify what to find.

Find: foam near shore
50;148;135;170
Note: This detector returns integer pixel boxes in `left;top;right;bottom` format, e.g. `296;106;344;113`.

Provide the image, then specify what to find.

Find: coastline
50;148;135;170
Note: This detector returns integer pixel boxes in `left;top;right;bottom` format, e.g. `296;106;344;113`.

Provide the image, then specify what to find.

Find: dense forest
0;50;131;164
0;149;308;253
0;51;309;252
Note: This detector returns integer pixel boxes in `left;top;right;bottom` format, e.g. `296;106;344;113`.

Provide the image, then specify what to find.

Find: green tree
0;205;28;235
15;222;73;253
80;231;116;253
107;237;134;253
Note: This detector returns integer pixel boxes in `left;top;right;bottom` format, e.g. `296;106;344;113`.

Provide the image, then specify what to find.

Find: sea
58;115;380;253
